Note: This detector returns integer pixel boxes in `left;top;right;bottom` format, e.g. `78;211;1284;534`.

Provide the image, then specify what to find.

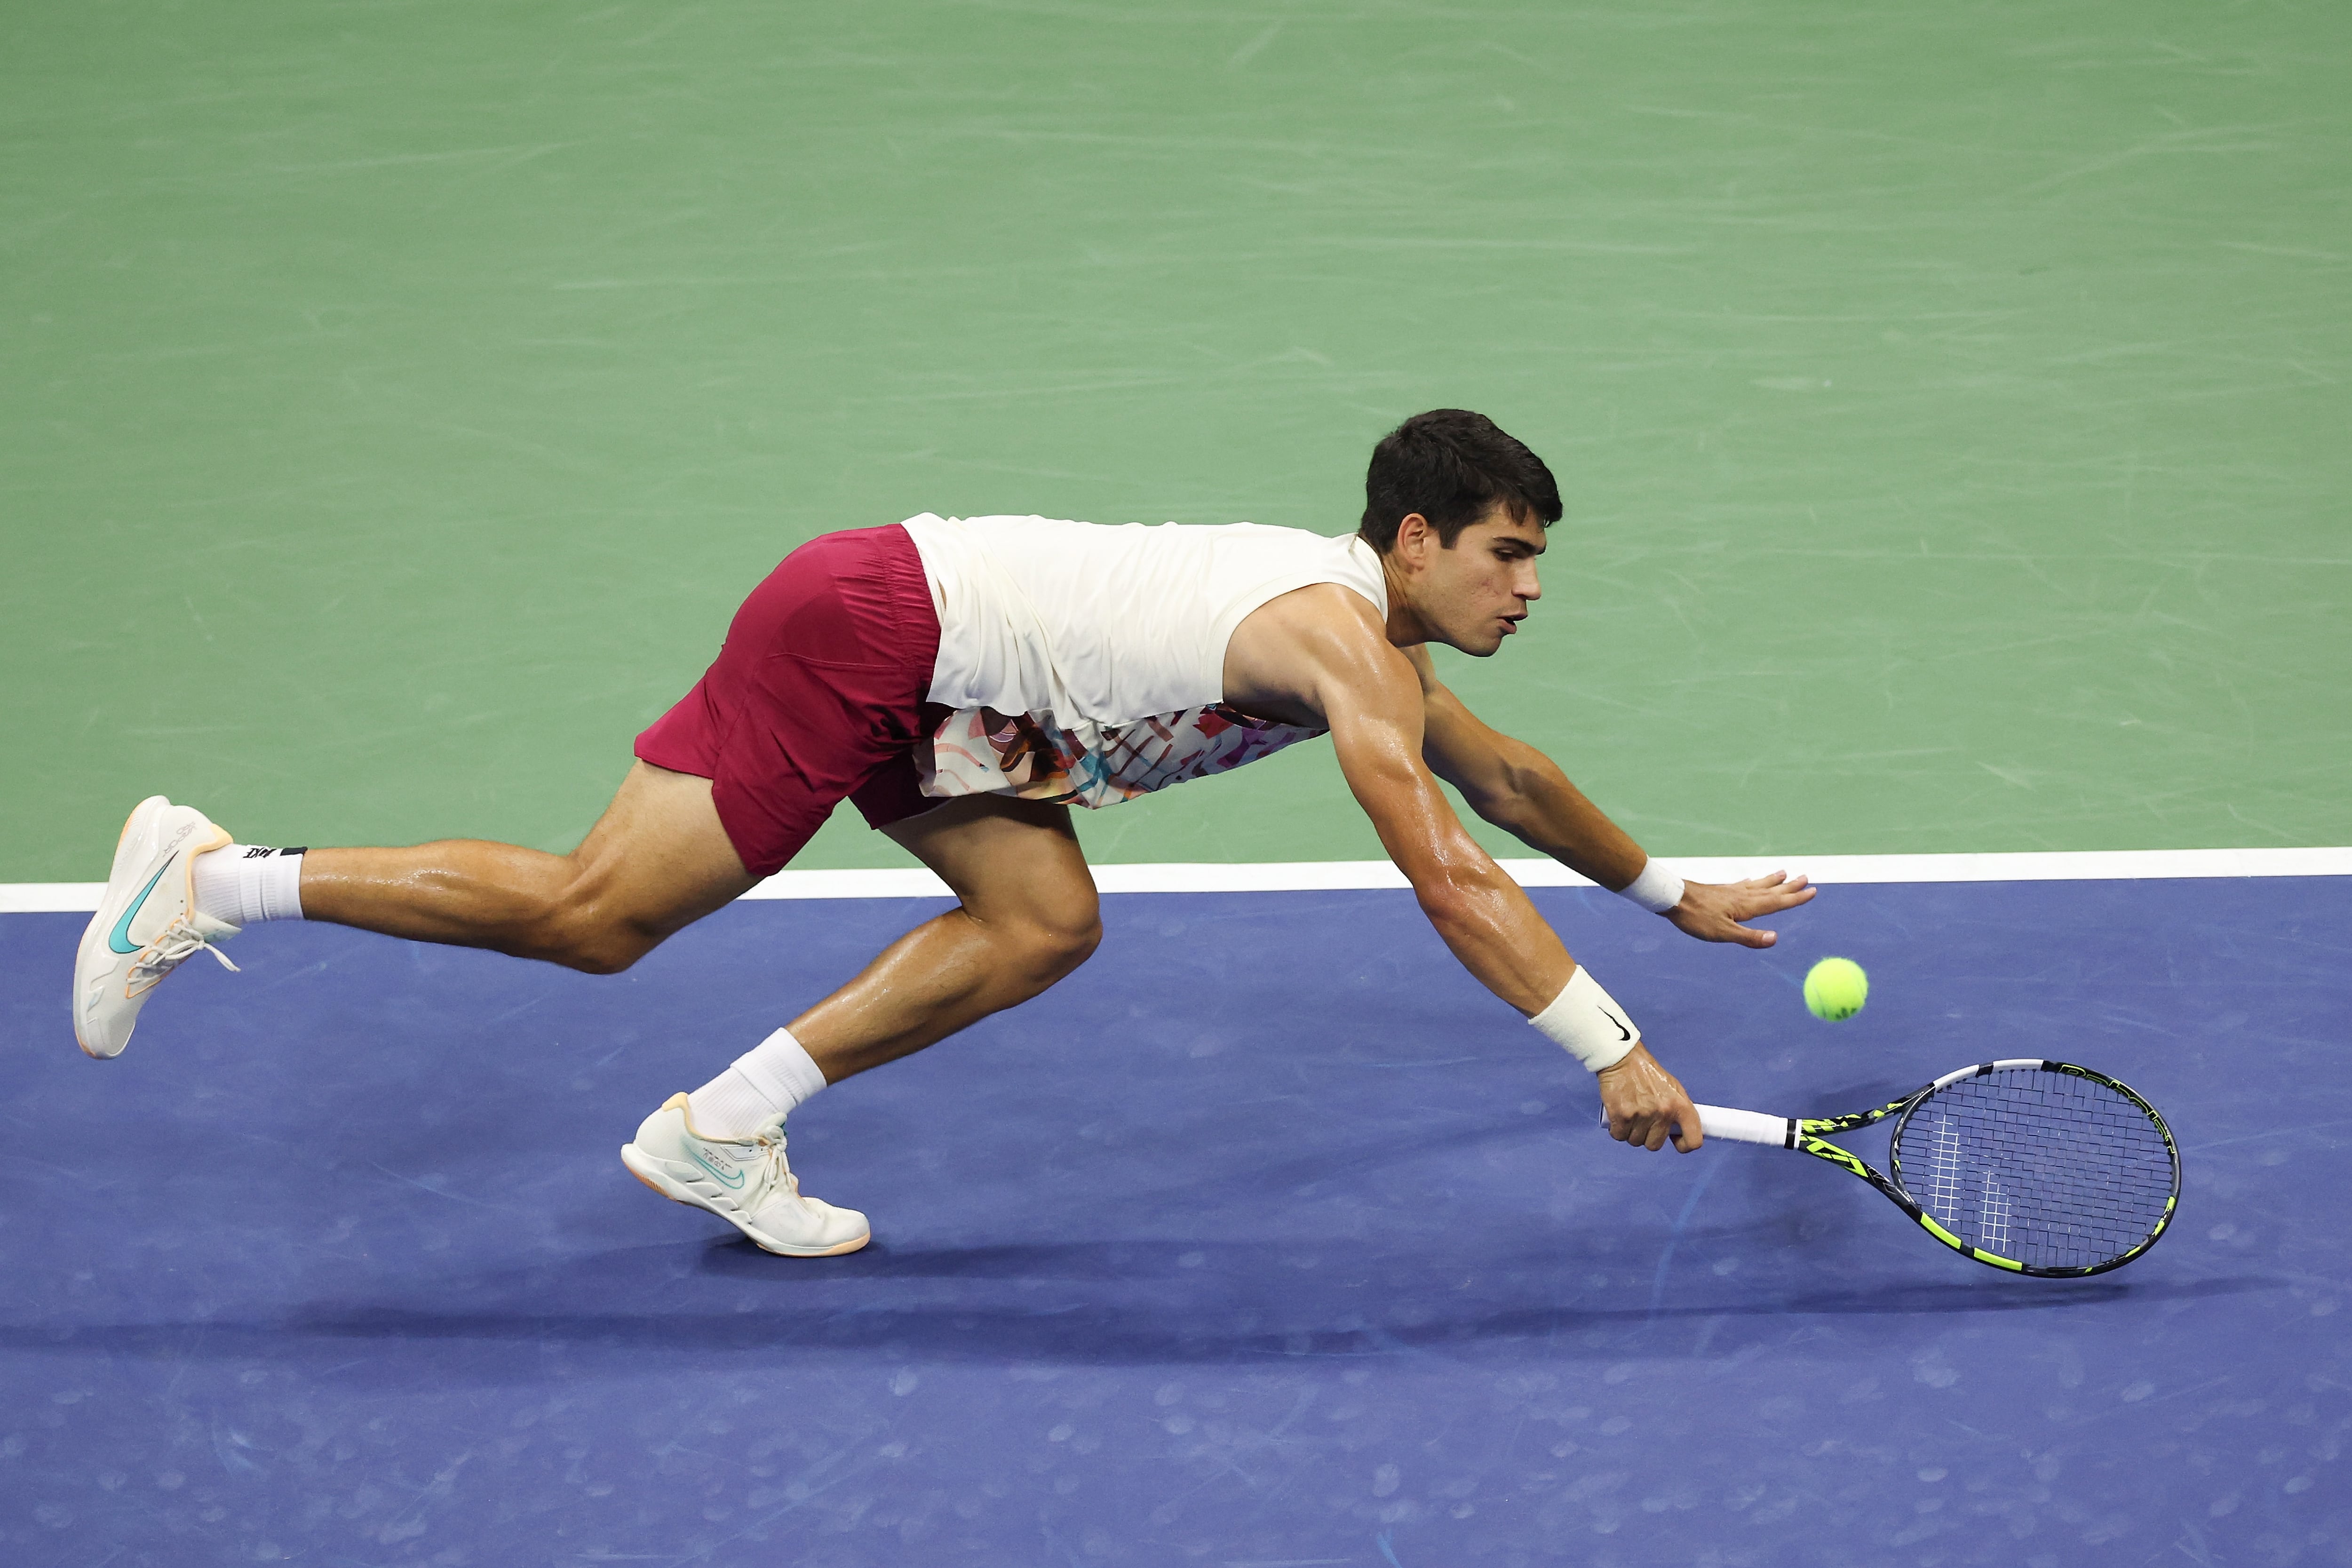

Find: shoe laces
130;919;240;990
752;1126;803;1200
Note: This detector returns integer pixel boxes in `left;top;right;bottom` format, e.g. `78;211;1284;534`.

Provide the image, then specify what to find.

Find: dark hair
1358;409;1561;552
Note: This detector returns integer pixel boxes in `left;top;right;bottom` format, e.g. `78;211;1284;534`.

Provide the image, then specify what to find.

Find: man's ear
1393;511;1433;566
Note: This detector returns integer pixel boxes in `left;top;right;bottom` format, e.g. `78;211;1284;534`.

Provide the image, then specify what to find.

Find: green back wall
5;1;2346;879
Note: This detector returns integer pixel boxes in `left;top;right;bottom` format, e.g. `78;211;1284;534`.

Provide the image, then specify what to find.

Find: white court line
4;847;2348;913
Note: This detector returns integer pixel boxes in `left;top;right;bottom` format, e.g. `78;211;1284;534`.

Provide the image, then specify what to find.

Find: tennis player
73;409;1812;1256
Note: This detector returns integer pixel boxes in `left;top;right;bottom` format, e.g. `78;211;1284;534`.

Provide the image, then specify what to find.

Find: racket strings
1892;1072;2174;1271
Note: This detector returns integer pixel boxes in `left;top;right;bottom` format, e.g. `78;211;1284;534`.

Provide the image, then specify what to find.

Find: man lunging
72;409;1813;1256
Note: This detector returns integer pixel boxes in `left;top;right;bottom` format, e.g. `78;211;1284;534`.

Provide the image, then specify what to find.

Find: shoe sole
619;1143;870;1258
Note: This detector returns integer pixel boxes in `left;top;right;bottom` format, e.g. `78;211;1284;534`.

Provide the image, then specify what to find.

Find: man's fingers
1675;877;1816;943
1613;1106;1703;1150
1634;1101;1683;1151
1732;886;1814;917
1671;1092;1704;1152
1699;913;1777;947
1717;874;1812;911
1676;910;1779;947
1599;1045;1702;1153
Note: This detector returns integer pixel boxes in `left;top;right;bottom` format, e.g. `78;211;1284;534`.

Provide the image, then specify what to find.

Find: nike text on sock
191;845;308;927
687;1027;829;1138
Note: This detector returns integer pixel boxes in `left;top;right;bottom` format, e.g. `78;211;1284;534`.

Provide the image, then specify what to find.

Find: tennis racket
1685;1059;2179;1277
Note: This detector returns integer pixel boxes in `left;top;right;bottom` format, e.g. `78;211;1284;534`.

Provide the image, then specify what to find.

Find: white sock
191;845;308;927
687;1027;829;1139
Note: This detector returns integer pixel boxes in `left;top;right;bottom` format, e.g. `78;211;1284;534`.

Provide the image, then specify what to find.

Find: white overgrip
1693;1105;1792;1146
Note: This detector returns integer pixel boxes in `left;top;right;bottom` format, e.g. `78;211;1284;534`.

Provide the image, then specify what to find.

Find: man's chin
1430;618;1516;657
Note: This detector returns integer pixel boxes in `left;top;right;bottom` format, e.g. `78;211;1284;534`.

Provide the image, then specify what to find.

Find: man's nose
1520;565;1542;603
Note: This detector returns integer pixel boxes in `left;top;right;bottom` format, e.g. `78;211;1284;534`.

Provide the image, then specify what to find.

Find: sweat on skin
78;409;1815;1258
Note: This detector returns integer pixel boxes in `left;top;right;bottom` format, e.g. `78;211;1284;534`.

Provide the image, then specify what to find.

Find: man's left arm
1407;648;1814;947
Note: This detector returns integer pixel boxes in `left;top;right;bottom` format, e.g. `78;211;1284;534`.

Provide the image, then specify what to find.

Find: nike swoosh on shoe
107;857;178;955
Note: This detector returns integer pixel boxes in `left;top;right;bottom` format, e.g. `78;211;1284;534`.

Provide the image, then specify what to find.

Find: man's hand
1664;872;1815;948
1597;1044;1702;1152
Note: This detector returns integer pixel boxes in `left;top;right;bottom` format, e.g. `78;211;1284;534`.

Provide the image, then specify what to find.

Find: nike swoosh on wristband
687;1146;746;1190
1601;1009;1631;1042
107;859;178;955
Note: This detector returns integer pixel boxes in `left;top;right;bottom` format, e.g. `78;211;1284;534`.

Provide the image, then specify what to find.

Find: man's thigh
571;761;761;941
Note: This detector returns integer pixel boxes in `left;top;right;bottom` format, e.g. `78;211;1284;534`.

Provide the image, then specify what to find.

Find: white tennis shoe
620;1094;870;1257
73;796;240;1060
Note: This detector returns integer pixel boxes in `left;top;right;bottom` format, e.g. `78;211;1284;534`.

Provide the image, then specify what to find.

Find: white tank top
897;513;1388;809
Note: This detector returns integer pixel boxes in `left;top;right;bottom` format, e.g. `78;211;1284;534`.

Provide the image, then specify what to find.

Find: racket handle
1692;1104;1794;1146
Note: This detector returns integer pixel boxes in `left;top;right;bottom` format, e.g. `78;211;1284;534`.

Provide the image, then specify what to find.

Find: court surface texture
8;1;2349;1563
2;871;2344;1566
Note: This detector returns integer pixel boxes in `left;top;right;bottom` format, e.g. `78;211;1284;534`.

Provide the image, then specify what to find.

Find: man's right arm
1239;591;1700;1152
1315;617;1575;1018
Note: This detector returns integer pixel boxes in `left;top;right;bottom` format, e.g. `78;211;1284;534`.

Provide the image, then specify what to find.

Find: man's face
1402;504;1547;656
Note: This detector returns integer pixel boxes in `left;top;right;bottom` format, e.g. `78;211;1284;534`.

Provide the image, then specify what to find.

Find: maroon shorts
636;524;943;877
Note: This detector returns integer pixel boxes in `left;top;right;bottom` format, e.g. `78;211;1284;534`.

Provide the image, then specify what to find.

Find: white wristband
1618;859;1685;915
1530;967;1641;1073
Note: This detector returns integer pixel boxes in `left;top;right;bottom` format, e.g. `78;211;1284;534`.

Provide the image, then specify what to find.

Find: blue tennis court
2;872;2343;1564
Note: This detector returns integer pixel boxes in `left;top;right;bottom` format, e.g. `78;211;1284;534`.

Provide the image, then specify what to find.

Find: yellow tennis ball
1804;957;1868;1021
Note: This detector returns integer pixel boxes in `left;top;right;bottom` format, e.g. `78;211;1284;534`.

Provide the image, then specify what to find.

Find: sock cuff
731;1027;828;1112
192;844;306;926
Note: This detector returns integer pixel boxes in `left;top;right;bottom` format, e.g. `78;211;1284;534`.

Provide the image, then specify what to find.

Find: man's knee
1000;902;1103;989
526;890;660;975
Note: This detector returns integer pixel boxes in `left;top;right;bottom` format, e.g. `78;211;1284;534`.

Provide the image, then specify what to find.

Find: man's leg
618;790;1099;1258
788;792;1104;1082
298;760;757;975
72;760;755;1060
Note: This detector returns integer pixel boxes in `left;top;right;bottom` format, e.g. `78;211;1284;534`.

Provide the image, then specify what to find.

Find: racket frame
1706;1059;2180;1278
